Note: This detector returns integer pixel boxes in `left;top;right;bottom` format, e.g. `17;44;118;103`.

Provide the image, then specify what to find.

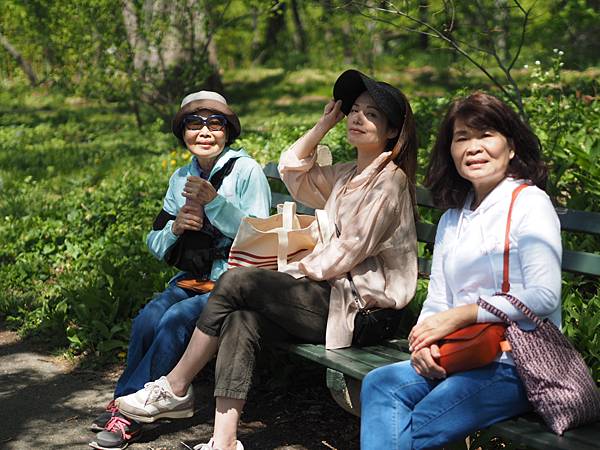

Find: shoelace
143;381;172;406
105;399;119;413
104;416;134;440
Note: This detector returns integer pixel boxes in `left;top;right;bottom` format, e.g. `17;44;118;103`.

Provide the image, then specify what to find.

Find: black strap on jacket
154;157;240;276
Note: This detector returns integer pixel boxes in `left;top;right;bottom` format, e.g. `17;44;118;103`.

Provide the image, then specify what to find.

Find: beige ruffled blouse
278;147;418;349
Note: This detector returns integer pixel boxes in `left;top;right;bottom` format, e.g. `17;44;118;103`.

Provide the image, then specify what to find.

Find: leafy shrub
0;69;598;383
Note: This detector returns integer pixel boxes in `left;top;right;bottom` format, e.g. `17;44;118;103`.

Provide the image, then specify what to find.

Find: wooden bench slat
277;343;379;380
489;415;600;450
562;250;600;277
416;186;435;208
265;164;600;237
360;344;411;363
382;338;410;351
416;221;437;243
263;162;280;179
327;346;400;369
418;257;432;277
270;192;314;214
419;250;600;278
557;208;600;235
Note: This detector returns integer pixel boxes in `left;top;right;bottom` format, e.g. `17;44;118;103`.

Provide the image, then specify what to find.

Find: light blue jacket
147;147;271;280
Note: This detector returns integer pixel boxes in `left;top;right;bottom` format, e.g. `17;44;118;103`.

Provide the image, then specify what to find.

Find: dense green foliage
1;62;598;382
1;2;598;408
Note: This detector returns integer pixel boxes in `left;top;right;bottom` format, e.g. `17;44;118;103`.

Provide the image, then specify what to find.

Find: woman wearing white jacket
360;92;562;450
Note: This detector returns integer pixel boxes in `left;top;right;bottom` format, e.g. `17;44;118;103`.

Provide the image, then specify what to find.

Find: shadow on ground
0;323;359;450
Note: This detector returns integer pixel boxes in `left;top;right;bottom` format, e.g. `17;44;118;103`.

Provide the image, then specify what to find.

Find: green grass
0;68;598;382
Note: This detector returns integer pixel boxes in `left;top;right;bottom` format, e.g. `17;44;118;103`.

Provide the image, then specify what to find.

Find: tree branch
351;0;529;118
0;30;39;86
508;0;531;71
354;1;512;94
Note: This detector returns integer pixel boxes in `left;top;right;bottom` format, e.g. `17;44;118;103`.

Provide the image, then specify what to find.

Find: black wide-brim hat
333;70;406;128
172;91;241;141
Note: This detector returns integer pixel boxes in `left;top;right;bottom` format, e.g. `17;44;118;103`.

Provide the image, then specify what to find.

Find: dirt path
0;325;359;450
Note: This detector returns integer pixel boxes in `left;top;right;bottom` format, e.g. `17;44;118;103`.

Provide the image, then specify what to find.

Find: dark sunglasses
183;114;228;132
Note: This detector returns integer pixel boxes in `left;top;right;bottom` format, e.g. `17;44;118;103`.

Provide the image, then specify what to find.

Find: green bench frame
263;162;600;450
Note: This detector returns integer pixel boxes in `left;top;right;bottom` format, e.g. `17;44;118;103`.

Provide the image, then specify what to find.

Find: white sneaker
182;438;244;450
116;376;194;423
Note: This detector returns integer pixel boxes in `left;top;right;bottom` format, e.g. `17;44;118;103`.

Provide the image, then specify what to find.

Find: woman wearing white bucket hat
88;91;270;450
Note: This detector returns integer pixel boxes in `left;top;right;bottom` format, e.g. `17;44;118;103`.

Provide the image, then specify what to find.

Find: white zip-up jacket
419;177;562;364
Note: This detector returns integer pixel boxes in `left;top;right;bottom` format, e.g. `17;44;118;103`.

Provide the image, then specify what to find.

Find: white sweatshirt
419;177;562;364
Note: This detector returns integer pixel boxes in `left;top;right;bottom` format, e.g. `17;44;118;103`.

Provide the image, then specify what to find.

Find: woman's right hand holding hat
287;99;344;161
316;99;344;134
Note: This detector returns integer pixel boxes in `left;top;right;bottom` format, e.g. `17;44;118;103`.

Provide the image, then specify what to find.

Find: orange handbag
437;323;508;374
437;184;528;374
176;279;215;294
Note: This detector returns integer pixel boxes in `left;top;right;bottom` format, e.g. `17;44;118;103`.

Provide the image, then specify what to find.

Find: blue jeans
114;274;210;398
360;361;531;450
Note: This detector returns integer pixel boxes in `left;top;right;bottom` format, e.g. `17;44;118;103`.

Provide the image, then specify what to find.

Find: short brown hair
425;92;547;209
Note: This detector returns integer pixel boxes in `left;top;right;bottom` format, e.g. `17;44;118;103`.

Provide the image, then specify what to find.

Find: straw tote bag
477;294;600;434
437;184;529;374
228;202;321;271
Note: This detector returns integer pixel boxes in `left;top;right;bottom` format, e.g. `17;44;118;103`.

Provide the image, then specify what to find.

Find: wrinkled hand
411;345;446;379
316;100;344;133
408;308;471;353
172;203;204;236
182;176;218;205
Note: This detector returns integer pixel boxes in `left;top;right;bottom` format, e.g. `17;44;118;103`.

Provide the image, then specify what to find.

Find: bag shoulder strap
478;292;545;327
209;157;240;191
501;183;529;293
480;183;544;325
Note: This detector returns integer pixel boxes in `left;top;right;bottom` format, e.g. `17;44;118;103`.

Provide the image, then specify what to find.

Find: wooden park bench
263;162;600;450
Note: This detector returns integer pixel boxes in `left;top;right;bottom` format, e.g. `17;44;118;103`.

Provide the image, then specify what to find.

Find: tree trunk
121;0;225;119
254;0;287;65
418;0;429;49
290;0;307;53
0;31;38;86
206;38;224;92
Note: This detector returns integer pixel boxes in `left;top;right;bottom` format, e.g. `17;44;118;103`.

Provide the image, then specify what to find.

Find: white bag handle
276;229;289;270
282;201;296;230
276;202;297;270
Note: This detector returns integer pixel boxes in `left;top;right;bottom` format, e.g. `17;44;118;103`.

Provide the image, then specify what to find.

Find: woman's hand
316;99;344;134
172;204;204;236
411;345;446;379
182;176;218;205
408;304;479;353
284;99;344;161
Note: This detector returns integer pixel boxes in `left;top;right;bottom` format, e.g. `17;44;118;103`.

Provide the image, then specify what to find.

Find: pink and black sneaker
88;413;142;450
90;399;120;432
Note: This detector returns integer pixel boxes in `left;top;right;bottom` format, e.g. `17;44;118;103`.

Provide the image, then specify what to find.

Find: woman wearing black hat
89;91;271;450
115;71;419;450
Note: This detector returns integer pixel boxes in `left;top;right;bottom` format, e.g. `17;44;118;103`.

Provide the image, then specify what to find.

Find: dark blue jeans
114;274;210;398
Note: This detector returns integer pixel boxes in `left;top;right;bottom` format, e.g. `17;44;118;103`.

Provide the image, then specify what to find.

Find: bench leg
326;369;362;417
